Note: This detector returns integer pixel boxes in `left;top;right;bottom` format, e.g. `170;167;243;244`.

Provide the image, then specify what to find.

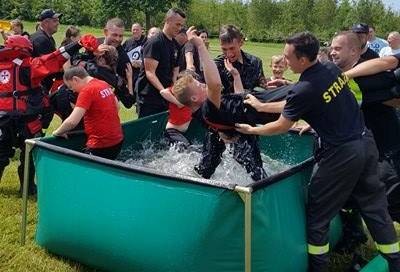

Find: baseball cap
351;23;369;34
38;9;63;21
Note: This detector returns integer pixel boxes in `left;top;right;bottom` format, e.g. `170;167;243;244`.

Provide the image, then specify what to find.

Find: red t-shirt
167;87;192;125
75;78;123;148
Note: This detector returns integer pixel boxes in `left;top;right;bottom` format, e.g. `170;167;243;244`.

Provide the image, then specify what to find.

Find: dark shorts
84;141;123;160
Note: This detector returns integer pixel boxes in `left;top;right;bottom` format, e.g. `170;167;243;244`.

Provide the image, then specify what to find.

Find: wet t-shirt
193;85;290;134
283;62;364;146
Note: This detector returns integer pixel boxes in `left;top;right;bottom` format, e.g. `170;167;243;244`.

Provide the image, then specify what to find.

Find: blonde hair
270;55;286;66
172;74;195;106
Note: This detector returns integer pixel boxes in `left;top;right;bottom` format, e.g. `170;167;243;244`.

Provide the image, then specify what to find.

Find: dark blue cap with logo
351;23;369;34
38;9;63;21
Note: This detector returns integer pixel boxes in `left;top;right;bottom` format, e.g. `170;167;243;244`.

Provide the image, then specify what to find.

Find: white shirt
367;37;389;54
379;46;400;57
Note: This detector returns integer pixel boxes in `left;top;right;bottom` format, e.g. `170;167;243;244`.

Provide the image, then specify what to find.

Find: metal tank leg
20;139;35;245
235;186;253;272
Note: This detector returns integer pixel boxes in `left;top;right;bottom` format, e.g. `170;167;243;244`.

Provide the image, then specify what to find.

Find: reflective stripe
347;79;361;97
376;242;400;254
308;243;329;255
59;46;70;59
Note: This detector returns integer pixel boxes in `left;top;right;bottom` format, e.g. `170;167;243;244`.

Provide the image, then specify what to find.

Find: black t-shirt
354;54;400;104
123;35;146;55
215;51;265;94
356;53;400;156
282;62;364;146
30;28;56;57
30;28;58;91
360;47;379;62
136;32;179;106
123;35;146;79
179;41;201;75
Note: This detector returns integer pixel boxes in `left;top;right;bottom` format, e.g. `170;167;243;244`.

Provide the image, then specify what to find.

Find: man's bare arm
345;56;399;79
187;26;222;108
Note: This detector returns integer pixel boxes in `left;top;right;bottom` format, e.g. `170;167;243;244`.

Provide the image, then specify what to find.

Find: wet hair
178;69;201;81
61;25;80;46
219;25;243;44
64;66;89;81
105;17;124;29
95;45;118;73
172;74;195;106
333;31;362;50
165;8;186;20
285;32;319;62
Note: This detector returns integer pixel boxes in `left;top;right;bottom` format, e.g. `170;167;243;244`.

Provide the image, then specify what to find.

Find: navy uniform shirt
215;51;265;95
355;53;400;155
136;32;179;107
282;62;364;146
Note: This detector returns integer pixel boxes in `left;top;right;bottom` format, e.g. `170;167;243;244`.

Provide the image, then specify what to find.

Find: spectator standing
367;25;388;54
380;32;400;57
135;8;186;118
123;23;147;84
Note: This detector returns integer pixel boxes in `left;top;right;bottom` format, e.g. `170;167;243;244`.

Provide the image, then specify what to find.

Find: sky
382;0;400;11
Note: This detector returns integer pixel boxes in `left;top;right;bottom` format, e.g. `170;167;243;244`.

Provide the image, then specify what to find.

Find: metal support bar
20;139;35;245
235;186;253;272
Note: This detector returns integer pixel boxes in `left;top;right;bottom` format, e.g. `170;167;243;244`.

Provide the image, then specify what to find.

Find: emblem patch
0;70;10;84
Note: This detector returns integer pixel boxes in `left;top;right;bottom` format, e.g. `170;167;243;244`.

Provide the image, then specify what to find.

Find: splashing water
118;140;291;186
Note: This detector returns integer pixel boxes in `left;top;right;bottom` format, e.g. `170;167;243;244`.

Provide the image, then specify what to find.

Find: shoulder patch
0;70;11;84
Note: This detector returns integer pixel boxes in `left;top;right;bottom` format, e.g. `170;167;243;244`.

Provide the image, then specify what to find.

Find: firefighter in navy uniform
0;34;97;195
236;32;400;272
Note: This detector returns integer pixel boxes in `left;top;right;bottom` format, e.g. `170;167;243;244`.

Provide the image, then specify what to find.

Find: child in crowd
266;55;291;87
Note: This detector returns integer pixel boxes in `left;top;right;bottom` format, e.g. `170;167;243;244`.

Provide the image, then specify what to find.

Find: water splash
118;140;290;186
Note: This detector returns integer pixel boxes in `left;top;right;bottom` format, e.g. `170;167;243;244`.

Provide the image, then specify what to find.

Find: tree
129;0;191;30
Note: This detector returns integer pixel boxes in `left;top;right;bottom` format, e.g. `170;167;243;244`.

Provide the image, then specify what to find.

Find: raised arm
224;58;244;93
187;26;222;108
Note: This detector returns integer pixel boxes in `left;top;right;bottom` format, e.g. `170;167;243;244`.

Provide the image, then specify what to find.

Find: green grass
0;20;385;271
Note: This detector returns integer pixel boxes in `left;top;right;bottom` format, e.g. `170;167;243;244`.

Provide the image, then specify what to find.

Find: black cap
351;23;369;34
38;9;63;21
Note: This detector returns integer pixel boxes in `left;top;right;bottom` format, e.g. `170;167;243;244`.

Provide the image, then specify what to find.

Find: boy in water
172;27;290;180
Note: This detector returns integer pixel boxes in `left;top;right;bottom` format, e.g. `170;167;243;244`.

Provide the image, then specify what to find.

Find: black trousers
164;128;191;148
307;132;400;272
194;130;267;181
0;116;39;194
